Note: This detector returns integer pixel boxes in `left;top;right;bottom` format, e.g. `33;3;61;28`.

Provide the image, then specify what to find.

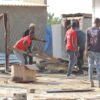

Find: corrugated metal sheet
0;1;47;7
0;53;19;64
62;13;92;18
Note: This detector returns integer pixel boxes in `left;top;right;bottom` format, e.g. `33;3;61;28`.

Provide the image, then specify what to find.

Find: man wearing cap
65;19;78;78
22;23;35;64
13;23;45;65
13;33;35;65
75;20;86;74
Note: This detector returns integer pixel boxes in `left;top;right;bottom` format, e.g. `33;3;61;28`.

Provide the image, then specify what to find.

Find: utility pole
0;13;10;72
3;13;9;72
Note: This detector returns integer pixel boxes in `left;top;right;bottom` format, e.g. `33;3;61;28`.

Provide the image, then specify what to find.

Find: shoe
66;74;76;79
77;70;83;75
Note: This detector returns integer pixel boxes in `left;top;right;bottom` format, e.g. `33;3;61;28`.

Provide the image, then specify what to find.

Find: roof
0;1;47;7
62;13;92;18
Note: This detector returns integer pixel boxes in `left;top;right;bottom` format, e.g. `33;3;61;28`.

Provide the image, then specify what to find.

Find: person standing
65;20;78;78
75;21;86;74
86;18;100;87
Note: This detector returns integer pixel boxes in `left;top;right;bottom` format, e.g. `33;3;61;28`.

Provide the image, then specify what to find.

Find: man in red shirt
13;33;45;65
65;20;78;78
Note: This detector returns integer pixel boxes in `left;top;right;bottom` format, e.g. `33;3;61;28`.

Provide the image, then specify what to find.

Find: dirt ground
0;72;100;100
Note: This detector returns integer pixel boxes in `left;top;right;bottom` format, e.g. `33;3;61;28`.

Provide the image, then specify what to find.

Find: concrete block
11;64;37;82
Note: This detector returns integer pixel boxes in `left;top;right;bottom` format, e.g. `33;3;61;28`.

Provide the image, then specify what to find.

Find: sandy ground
0;72;100;100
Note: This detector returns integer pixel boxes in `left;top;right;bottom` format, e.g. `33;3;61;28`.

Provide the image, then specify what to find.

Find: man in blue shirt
76;30;85;74
75;21;86;74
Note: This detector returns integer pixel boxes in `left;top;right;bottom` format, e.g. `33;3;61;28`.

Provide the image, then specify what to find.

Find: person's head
29;23;35;31
71;19;79;29
94;18;100;27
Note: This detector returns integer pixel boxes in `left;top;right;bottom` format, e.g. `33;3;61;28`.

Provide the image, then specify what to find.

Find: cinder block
11;64;37;82
13;93;27;100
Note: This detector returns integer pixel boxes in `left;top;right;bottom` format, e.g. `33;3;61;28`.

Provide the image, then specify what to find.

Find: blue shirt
76;30;86;50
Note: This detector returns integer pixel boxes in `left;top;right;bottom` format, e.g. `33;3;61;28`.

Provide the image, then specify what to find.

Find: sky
47;0;92;17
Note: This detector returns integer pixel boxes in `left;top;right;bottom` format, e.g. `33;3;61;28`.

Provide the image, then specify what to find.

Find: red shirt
13;35;31;51
65;28;77;51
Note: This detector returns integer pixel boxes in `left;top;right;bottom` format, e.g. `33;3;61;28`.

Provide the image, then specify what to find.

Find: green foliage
47;13;61;25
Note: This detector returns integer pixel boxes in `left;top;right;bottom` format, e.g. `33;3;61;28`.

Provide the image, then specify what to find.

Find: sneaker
66;74;76;79
76;70;84;75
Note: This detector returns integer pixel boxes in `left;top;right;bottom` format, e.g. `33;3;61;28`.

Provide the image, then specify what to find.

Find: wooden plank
47;88;94;93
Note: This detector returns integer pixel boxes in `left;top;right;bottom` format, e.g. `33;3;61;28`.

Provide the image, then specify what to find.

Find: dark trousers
24;43;33;64
24;55;33;64
77;49;84;72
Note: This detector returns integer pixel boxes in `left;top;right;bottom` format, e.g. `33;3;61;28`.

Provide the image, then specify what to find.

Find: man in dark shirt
86;18;100;87
76;29;86;74
23;23;35;64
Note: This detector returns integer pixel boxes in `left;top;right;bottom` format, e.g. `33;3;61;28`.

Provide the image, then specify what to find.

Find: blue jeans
67;50;77;76
88;51;100;81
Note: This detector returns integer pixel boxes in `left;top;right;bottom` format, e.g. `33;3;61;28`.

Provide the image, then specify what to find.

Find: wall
52;24;67;60
92;0;100;22
21;0;47;4
0;6;47;52
52;24;63;58
51;15;92;60
81;17;92;32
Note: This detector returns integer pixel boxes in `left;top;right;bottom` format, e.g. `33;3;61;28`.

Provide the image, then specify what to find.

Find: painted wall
92;0;100;22
21;0;47;4
0;6;47;52
52;24;64;59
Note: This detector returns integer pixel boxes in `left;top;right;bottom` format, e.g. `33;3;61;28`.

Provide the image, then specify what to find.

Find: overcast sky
47;0;92;17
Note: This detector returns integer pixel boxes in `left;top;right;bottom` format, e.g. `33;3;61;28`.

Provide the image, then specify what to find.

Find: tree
47;13;61;25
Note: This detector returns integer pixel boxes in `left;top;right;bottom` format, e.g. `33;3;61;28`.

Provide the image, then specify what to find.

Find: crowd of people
65;18;100;87
13;17;100;87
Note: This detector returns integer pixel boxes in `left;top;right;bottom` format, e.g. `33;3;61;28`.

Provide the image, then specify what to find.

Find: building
0;1;47;52
52;13;92;60
21;0;47;4
92;0;100;23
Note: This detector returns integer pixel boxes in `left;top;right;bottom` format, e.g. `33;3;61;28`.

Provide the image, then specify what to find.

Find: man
86;18;100;87
13;33;45;65
65;20;78;78
23;23;35;37
22;23;35;64
75;21;86;74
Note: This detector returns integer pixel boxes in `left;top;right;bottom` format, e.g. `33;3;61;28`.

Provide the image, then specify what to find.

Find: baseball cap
29;23;35;28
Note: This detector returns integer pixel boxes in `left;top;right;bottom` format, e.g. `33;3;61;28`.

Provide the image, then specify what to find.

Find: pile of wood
32;49;68;73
